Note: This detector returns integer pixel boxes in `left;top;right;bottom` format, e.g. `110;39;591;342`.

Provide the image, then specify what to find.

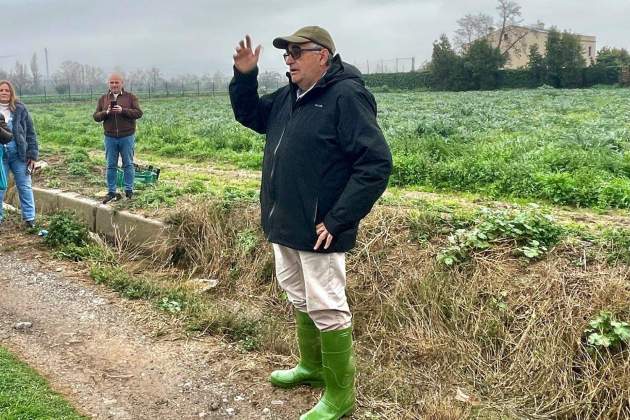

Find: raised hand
233;34;262;74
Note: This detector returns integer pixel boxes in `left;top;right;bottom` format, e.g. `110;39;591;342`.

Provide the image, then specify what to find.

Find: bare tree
146;67;163;90
210;70;227;90
456;0;528;64
11;61;31;92
84;65;105;90
52;61;104;93
30;53;41;90
258;70;284;92
127;68;149;91
496;0;523;52
454;13;494;52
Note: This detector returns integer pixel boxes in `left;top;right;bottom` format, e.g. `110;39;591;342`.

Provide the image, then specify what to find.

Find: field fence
16;78;289;104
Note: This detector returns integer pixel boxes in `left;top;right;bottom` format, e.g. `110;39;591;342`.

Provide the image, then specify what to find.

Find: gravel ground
0;218;319;419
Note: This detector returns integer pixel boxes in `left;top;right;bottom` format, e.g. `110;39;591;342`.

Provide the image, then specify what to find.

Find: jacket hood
320;54;363;86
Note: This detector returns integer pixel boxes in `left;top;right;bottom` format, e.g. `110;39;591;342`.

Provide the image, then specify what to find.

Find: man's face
0;84;11;103
108;77;123;94
284;42;327;91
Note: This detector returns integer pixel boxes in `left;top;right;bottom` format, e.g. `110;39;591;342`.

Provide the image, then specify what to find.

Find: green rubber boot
270;311;324;388
300;327;356;420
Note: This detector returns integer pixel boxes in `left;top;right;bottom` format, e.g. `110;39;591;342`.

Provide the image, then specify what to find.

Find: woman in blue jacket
0;80;38;227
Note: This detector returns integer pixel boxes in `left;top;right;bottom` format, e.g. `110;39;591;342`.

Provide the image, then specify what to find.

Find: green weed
44;211;89;248
585;311;630;351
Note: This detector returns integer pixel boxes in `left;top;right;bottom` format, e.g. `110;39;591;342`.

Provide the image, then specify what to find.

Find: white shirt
296;67;330;100
0;103;11;124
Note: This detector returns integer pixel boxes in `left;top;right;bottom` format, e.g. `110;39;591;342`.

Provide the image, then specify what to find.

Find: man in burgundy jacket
93;73;143;203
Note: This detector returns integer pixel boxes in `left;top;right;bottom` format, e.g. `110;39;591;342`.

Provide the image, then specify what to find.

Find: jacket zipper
265;95;306;240
114;95;119;137
269;126;285;180
266;126;285;239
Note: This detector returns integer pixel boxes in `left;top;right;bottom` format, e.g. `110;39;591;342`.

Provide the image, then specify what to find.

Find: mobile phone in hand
110;100;117;108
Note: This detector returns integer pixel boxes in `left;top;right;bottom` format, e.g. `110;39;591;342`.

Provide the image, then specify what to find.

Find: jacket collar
108;88;127;96
13;101;26;115
286;54;347;98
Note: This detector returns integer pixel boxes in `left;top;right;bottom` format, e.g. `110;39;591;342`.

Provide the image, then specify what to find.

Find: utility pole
44;48;50;92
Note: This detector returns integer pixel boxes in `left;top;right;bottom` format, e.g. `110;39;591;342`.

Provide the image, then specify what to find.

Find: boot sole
269;378;324;389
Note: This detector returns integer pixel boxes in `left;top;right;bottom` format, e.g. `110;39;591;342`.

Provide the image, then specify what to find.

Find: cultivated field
19;88;630;418
30;86;630;209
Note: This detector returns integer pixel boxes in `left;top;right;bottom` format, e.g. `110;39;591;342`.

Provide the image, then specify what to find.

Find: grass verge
0;347;86;419
41;197;630;418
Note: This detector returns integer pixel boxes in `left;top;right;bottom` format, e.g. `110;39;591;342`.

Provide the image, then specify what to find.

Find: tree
544;29;563;87
496;0;522;52
211;70;227;90
259;70;284;92
463;39;506;90
11;61;31;93
429;34;465;90
559;31;586;87
147;67;164;90
84;65;105;90
596;47;630;67
454;13;494;52
544;28;585;88
52;61;104;93
126;69;148;91
527;44;546;86
454;1;527;65
30;53;40;90
585;47;630;86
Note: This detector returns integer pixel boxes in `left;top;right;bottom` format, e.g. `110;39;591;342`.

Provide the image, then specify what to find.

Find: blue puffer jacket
10;101;39;162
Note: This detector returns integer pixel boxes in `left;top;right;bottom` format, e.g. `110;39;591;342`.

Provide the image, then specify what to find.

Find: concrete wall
8;187;169;248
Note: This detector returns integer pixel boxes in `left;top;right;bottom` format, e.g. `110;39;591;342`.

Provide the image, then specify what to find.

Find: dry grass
114;198;630;419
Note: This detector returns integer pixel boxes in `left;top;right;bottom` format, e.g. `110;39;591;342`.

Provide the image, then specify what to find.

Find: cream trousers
272;243;352;331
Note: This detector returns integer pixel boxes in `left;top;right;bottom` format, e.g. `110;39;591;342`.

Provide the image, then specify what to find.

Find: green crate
116;165;160;188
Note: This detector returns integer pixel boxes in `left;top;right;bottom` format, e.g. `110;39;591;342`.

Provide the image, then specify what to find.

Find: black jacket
0;114;12;144
229;55;392;252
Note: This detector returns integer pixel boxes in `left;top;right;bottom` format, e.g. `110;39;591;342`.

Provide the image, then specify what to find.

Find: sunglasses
283;45;323;60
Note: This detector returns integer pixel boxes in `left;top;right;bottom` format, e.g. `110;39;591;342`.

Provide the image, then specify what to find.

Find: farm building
484;24;596;69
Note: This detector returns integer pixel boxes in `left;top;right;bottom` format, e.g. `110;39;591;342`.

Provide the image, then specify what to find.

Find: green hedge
364;67;620;91
364;71;432;90
500;69;538;88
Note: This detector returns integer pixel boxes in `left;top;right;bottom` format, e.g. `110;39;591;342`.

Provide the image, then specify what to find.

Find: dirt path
0;227;319;419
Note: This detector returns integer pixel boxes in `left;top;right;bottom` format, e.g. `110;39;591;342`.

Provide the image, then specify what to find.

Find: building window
588;46;592;57
503;33;509;41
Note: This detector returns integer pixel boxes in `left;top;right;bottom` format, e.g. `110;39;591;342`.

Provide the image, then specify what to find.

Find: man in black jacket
230;26;392;420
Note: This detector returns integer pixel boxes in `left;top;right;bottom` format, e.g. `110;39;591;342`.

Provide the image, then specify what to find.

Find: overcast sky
2;0;629;78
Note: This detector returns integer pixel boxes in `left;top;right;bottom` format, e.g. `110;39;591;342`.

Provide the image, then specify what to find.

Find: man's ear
321;49;330;65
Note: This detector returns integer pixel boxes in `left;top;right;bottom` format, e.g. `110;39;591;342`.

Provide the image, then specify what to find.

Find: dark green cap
273;26;336;54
